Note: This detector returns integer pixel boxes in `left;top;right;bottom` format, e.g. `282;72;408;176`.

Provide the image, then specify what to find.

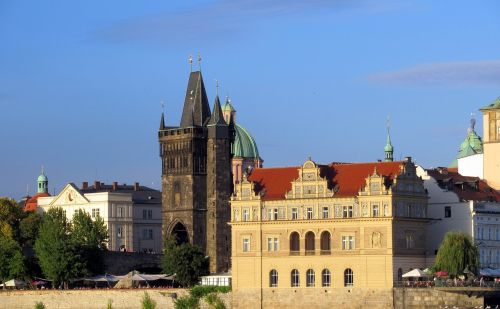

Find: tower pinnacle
384;117;394;162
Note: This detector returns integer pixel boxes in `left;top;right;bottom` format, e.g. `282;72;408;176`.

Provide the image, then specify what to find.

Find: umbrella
2;279;27;288
402;269;430;278
31;280;48;286
435;271;449;277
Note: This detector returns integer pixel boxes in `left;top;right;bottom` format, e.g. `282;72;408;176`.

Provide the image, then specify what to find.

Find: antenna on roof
189;55;193;72
161;100;165;113
215;79;219;96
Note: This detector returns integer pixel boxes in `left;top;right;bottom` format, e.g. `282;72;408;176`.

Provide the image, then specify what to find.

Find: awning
402;269;431;278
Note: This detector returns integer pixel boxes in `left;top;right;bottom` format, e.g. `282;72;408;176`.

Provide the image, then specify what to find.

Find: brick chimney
134;182;140;191
112;182;118;191
93;181;101;190
82;182;88;189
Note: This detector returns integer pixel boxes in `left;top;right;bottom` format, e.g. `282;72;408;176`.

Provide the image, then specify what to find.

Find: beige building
38;181;162;253
230;157;429;308
481;97;500;190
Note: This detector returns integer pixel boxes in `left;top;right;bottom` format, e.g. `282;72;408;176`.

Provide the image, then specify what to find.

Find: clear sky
1;0;500;200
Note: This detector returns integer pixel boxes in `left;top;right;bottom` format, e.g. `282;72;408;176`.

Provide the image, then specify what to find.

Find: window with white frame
267;237;279;252
291;208;298;220
291;269;300;287
117;226;123;238
342;236;355;250
344;268;354;287
243;209;250;221
343;206;353;218
117;207;124;218
270;270;278;287
322;207;329;219
306;269;315;287
307;207;313;219
268;208;278;221
243;238;250;252
405;233;415;249
322;269;331;287
92;208;100;218
372;204;379;217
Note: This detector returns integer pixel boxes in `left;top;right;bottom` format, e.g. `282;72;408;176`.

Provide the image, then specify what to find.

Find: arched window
305;231;315;255
291;269;300;287
306;269;315;287
322;269;331;287
397;268;403;284
320;231;331;254
344;268;354;287
270;270;278;287
290;232;300;255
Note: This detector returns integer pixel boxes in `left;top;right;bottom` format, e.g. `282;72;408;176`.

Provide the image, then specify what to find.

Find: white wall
458;153;484;179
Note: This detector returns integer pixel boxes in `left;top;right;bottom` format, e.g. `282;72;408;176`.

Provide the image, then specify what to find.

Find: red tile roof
427;168;500;202
248;161;404;201
24;192;50;212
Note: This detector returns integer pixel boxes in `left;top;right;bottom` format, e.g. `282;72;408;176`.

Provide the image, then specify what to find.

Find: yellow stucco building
230;157;429;308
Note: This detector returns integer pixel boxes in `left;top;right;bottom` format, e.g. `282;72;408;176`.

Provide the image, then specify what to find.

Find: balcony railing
305;250;315;256
290;250;300;256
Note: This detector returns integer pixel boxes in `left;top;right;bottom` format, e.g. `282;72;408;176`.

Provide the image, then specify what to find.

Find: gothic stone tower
158;70;233;273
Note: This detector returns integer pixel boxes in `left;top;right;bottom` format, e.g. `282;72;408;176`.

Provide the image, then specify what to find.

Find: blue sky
1;0;500;199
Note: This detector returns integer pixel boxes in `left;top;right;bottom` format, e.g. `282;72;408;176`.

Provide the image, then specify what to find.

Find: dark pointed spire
207;95;226;126
180;71;211;127
159;112;165;130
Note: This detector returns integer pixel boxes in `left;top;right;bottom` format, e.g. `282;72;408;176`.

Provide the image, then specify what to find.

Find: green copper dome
37;174;48;182
233;124;260;159
457;127;483;159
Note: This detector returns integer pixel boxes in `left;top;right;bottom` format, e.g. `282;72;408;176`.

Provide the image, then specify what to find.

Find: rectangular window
243;238;250;252
307;207;313;219
268;208;278;221
406;233;415;249
342;236;355;250
372;205;379;217
322;207;329;219
343;206;353;218
148;210;153;219
142;229;153;240
291;208;298;220
117;227;123;238
267;238;279;252
243;209;250;221
444;206;451;218
143;209;147;219
118;207;124;218
92;208;100;218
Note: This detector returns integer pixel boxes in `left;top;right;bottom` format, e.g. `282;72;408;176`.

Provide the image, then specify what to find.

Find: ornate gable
49;183;90;207
286;159;334;199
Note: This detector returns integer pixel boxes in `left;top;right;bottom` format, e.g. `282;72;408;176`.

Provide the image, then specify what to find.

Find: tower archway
171;222;189;245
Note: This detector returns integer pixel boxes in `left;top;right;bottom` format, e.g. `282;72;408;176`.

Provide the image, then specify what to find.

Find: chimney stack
82;182;88;189
134;182;140;191
112;182;118;191
94;181;101;190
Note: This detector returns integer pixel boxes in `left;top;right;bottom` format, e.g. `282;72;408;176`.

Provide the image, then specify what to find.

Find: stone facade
230;158;431;308
159;71;233;273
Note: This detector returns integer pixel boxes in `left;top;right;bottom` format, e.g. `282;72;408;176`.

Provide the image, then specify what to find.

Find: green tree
20;212;42;246
34;208;84;288
0;235;25;286
0;198;25;242
162;237;209;287
71;210;108;275
433;231;479;276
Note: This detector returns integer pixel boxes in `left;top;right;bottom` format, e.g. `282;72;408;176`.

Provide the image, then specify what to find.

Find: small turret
384;123;394;162
37;166;48;194
222;97;236;124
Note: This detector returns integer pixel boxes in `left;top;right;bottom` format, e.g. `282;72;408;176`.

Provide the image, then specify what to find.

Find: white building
38;181;162;253
416;166;500;268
